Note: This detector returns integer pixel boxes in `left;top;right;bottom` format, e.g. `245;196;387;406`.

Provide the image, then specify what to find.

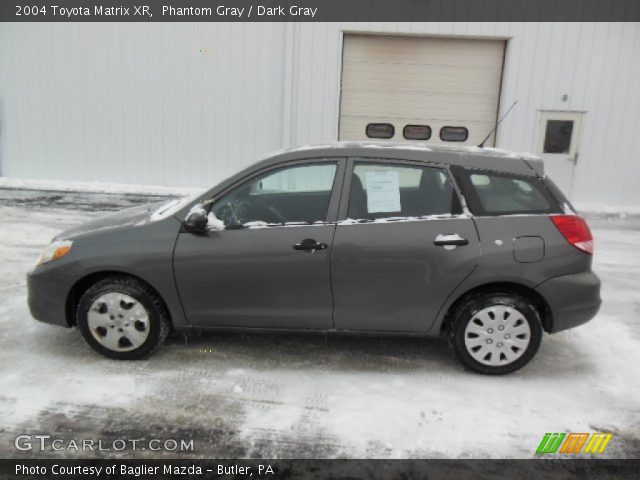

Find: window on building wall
403;125;432;140
543;120;574;154
440;126;469;142
366;123;395;139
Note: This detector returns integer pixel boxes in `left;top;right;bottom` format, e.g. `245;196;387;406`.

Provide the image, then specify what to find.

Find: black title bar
2;0;640;22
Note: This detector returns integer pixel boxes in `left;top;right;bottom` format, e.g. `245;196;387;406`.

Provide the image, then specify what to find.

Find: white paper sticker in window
365;171;401;213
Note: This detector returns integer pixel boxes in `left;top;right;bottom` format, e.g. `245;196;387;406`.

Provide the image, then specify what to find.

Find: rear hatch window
453;168;562;216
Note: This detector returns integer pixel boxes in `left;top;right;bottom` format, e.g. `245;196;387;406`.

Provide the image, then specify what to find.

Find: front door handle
293;238;328;252
434;233;469;247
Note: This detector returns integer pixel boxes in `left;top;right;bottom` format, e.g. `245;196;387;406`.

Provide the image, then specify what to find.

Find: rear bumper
536;271;601;333
27;266;73;328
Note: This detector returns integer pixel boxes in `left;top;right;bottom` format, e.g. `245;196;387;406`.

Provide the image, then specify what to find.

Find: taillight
550;215;594;255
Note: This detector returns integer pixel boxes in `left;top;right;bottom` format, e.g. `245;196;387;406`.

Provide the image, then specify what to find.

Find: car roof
265;141;544;177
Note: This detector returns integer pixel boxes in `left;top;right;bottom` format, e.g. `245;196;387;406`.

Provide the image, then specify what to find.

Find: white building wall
0;22;286;188
1;22;639;204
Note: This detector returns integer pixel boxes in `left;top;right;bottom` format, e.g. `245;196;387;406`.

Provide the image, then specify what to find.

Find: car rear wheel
76;276;170;360
449;292;542;374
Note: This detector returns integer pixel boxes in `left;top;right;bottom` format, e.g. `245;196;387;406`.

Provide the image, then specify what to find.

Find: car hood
54;197;192;240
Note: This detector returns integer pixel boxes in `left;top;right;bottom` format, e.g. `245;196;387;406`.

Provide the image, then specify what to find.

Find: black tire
76;276;171;360
449;291;543;375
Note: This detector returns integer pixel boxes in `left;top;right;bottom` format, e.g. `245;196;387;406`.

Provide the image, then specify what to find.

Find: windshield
150;195;198;222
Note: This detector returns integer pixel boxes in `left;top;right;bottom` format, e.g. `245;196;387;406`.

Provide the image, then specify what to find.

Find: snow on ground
0;176;204;197
573;201;640;216
0;186;639;459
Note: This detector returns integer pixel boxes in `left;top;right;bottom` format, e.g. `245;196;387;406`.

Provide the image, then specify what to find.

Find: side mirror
183;205;208;233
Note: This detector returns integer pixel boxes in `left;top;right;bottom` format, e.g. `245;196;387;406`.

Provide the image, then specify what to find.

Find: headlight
36;240;73;266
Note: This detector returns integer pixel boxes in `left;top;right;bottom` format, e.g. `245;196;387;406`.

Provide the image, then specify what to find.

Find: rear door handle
434;234;469;247
293;238;328;252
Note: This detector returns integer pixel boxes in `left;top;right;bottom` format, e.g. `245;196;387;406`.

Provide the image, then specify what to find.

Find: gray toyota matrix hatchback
28;142;601;374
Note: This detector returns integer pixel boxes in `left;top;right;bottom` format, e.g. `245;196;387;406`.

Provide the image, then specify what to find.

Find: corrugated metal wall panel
0;23;286;187
1;22;639;204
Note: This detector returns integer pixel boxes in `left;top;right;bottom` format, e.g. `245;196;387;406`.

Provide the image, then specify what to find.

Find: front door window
212;163;337;227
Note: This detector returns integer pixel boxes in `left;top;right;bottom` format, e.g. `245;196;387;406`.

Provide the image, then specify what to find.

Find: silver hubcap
464;305;531;366
87;292;150;352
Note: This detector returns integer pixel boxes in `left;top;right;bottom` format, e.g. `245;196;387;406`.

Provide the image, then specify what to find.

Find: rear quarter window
453;168;562;216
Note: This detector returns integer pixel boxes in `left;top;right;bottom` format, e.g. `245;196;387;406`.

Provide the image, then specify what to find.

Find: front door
536;111;584;197
174;161;343;330
331;160;480;333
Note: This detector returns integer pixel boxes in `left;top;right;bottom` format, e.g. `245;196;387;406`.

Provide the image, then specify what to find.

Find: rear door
331;159;480;333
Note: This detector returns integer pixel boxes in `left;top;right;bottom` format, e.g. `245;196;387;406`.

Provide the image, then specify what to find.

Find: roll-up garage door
339;34;505;146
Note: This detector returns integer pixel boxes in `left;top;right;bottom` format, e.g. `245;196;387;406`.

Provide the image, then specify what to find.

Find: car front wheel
449;292;543;374
76;276;170;360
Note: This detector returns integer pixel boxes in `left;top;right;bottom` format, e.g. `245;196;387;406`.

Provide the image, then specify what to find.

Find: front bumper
27;266;74;328
536;271;601;333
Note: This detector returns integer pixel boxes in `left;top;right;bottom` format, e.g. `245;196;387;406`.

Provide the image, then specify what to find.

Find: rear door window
346;162;460;220
455;168;561;216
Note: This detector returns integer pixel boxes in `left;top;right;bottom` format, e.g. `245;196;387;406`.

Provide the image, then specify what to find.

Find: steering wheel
215;203;240;226
215;200;285;226
250;201;286;224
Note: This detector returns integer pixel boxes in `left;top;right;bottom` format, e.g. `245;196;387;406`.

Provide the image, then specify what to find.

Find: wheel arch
65;270;172;328
437;281;553;335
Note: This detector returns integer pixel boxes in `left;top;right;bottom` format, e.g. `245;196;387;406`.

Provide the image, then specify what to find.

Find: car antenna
478;100;518;148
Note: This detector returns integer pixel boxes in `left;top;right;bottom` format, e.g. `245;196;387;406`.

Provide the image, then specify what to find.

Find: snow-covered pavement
0;186;638;458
